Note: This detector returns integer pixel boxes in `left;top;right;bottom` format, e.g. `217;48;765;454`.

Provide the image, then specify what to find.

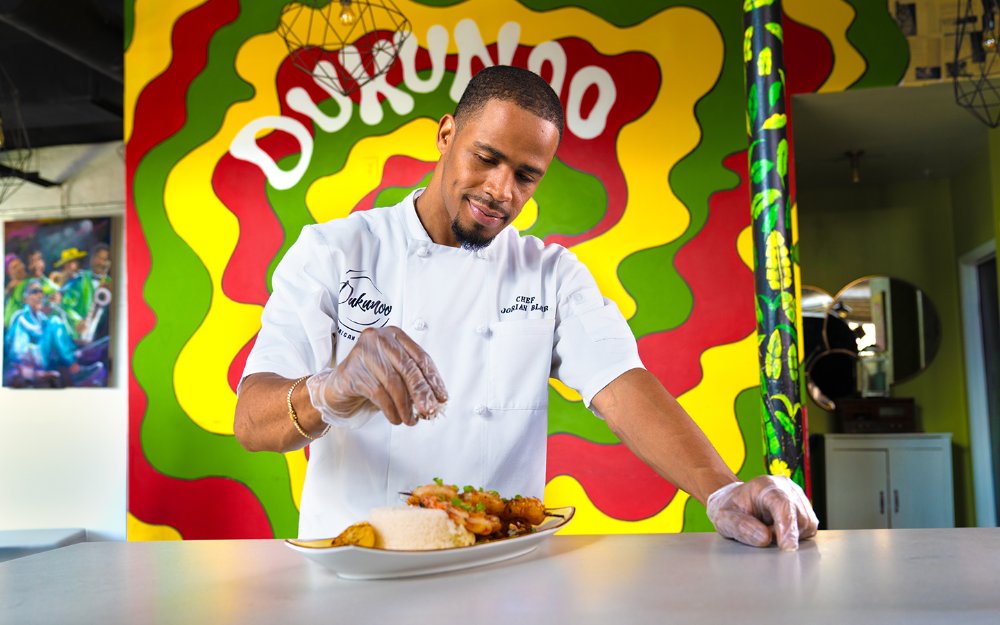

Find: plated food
285;484;574;579
290;480;565;552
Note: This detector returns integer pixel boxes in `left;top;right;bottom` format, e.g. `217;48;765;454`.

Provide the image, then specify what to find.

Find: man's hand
706;475;819;551
307;326;449;426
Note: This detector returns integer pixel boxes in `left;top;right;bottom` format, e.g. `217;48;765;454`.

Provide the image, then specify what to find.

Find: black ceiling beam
0;0;122;85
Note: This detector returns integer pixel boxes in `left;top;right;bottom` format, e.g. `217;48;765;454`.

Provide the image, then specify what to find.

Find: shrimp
503;495;547;525
405;482;550;539
459;488;506;516
406;483;457;506
416;496;501;536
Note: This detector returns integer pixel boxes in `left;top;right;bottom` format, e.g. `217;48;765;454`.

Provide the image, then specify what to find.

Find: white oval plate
286;506;574;580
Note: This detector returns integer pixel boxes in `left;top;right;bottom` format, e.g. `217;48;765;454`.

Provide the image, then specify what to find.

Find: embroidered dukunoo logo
338;270;393;339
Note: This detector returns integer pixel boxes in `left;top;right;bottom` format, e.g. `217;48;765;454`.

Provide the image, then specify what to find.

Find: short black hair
453;65;564;141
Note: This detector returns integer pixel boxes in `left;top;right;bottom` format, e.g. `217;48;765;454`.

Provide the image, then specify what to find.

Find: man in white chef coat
234;65;818;550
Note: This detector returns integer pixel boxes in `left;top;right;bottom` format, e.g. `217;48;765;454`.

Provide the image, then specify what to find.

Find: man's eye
517;173;535;184
475;154;495;164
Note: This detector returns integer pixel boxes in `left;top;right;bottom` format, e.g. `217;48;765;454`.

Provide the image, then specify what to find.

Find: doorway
960;241;1000;527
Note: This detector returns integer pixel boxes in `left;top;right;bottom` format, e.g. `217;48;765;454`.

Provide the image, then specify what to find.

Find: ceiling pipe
0;0;122;84
0;163;59;187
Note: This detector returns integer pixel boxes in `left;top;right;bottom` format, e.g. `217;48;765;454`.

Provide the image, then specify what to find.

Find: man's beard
452;194;508;251
451;217;497;252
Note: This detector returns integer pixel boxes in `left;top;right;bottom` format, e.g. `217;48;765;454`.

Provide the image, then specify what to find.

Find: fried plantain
331;521;377;548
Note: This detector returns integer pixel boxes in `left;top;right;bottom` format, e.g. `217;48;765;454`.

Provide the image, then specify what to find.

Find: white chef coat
241;189;645;538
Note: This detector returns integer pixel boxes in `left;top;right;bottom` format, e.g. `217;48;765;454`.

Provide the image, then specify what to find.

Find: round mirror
830;276;940;386
802;277;940;411
802;285;834;316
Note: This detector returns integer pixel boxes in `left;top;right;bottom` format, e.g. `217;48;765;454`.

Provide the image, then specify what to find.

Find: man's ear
436;114;456;154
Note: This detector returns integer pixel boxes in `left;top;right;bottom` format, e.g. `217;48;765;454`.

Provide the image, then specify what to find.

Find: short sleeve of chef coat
551;250;645;409
239;225;340;389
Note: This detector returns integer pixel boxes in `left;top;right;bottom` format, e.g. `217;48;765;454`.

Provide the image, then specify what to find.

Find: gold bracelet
287;375;329;441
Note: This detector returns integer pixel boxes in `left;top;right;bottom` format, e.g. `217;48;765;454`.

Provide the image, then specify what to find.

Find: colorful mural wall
125;0;908;539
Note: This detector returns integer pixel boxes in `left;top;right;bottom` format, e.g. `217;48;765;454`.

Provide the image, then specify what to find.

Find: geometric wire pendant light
953;0;1000;127
0;62;34;206
277;0;411;98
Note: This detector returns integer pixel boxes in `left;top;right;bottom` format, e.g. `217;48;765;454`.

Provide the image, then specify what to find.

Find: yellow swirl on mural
127;512;183;541
166;29;287;437
546;474;690;534
164;28;311;503
550;377;582;402
305;119;439;223
785;0;865;93
737;225;754;271
678;333;757;468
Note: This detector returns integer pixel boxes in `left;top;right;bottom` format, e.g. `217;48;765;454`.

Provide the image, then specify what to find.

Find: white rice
369;506;474;550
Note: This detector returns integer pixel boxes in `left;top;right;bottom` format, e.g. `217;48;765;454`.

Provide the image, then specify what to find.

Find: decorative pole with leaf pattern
743;0;806;489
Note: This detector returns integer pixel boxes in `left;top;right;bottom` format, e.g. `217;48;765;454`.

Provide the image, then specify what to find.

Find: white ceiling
791;81;990;189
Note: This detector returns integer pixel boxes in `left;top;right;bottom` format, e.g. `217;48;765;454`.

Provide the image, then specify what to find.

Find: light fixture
338;0;355;26
845;150;863;184
277;0;411;98
952;0;1000;127
0;62;34;205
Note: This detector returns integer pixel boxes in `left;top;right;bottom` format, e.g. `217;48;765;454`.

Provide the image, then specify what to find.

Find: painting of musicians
3;217;113;388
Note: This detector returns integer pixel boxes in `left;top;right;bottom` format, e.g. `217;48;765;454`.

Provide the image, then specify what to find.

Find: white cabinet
823;434;954;529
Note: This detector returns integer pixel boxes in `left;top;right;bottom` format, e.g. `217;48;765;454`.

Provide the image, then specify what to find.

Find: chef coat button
475;325;489;336
473;405;487;415
475;250;487;260
416;246;430;258
414;319;428;331
572;292;585;304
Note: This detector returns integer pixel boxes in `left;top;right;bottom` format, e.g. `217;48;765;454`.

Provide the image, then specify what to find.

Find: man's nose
482;166;514;204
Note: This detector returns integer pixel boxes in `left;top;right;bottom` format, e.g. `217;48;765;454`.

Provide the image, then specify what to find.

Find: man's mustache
465;194;508;219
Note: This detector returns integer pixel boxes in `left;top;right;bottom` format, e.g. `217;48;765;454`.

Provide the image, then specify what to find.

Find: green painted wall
797;178;974;526
950;137;995;257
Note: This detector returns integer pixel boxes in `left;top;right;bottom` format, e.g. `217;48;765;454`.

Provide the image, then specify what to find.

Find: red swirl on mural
638;151;755;398
784;15;834;95
547;433;679;521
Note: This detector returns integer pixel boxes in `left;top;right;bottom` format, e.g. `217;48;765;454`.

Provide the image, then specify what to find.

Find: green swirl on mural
843;0;910;89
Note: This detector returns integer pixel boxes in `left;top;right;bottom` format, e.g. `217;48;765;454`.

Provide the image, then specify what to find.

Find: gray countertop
2;529;999;624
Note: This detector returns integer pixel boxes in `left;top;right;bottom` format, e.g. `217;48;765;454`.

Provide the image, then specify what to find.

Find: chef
234;65;818;550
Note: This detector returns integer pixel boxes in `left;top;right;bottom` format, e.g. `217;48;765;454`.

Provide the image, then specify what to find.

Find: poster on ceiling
3;217;114;388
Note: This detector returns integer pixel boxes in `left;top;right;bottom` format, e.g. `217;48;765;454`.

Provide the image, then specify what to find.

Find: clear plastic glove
306;326;448;428
706;475;819;551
